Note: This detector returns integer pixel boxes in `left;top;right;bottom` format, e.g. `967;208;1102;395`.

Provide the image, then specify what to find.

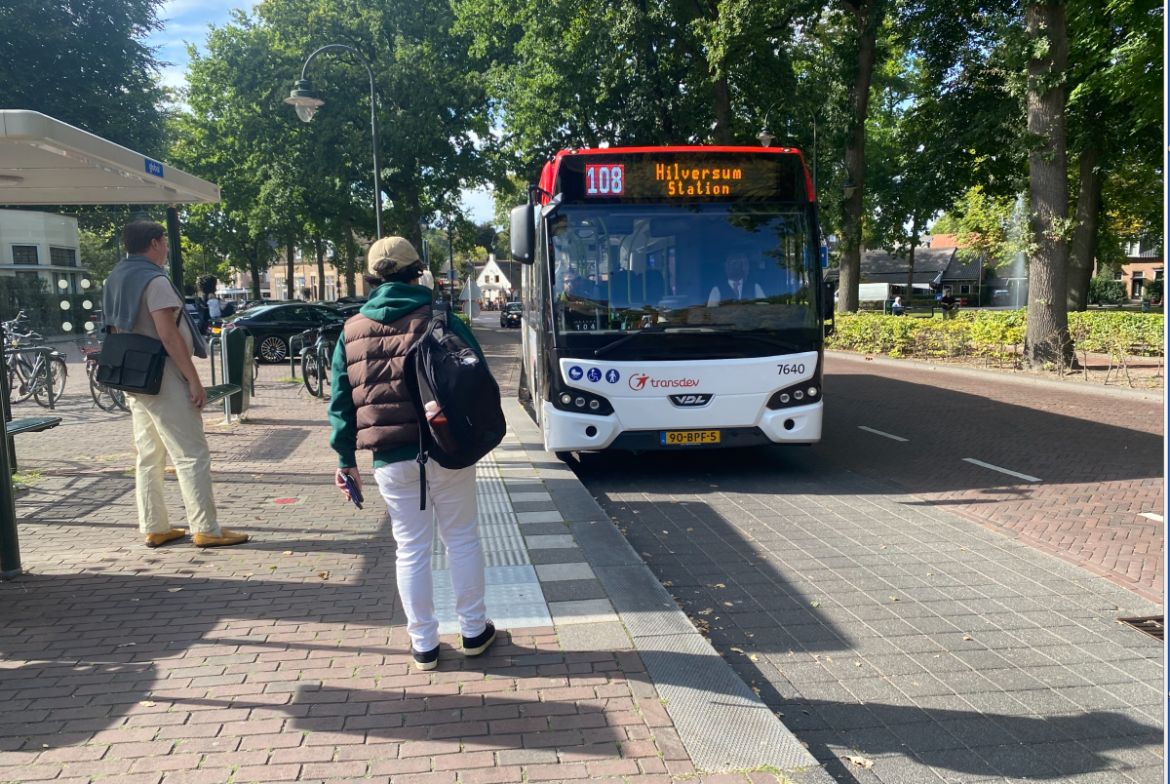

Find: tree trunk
344;221;357;297
837;0;877;314
711;75;735;144
1067;147;1102;311
314;234;327;301
906;242;916;304
285;231;296;301
248;251;262;301
1023;2;1071;366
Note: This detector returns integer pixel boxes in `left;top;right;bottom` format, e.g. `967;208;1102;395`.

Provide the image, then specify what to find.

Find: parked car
991;289;1010;305
500;301;522;328
219;303;347;362
335;295;368;305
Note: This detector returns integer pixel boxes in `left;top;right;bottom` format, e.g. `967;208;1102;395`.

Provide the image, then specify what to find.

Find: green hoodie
328;282;483;469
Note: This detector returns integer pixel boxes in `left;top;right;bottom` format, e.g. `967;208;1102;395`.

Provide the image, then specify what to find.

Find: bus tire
518;366;531;403
555;451;575;464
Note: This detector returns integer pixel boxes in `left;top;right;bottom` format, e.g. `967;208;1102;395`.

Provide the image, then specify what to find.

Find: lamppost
757;105;817;197
285;44;384;240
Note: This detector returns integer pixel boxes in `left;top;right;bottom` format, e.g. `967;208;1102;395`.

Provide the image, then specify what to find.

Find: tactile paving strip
431;453;552;632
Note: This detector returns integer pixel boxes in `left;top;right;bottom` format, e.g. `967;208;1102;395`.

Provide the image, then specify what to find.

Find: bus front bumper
540;400;823;452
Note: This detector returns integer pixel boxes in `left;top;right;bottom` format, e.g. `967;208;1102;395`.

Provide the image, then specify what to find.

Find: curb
501;398;832;782
826;350;1164;403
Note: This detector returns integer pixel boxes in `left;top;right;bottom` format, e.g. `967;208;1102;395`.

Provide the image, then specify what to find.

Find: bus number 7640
585;164;624;196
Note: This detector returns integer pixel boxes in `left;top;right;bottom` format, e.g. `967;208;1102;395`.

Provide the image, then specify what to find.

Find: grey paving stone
515;511;564;524
516;522;569;537
528;548;588;565
546;599;618;625
556;621;633;652
889;721;966;752
540;579;607;603
524;534;576;550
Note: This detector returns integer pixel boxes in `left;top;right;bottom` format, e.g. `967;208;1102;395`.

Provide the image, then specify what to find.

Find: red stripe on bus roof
539;146;814;202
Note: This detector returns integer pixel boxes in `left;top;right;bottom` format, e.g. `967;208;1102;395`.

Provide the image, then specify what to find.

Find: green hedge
0;277;99;337
827;310;1164;359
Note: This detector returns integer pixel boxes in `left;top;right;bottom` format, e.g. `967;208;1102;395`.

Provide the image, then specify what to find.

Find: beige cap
367;236;422;278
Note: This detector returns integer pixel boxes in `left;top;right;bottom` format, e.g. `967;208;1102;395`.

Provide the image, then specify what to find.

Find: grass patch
13;470;43;490
275;376;301;384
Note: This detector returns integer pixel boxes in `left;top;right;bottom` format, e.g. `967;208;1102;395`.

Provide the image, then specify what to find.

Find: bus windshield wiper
593;326;667;357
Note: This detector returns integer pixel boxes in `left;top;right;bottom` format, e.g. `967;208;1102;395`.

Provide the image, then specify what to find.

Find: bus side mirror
510;205;535;265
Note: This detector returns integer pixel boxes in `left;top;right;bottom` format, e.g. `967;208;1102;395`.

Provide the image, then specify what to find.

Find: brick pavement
818;352;1165;603
0;345;796;784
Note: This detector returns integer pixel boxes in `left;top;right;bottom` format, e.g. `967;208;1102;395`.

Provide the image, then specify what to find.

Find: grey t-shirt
131;277;194;381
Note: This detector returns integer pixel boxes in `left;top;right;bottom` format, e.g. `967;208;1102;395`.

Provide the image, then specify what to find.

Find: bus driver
707;252;765;306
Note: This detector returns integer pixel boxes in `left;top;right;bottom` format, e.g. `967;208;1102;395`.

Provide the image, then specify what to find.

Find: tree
1064;0;1162;310
0;0;169;156
1022;1;1071;366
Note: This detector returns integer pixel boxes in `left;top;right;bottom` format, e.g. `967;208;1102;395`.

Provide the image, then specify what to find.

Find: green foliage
1088;277;1127;305
1142;279;1162;303
455;311;472;328
827;310;1163;359
79;229;120;284
0;0;170;157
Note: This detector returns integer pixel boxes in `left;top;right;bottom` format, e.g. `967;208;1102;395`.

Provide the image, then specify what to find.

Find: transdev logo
628;373;700;391
568;366;584;381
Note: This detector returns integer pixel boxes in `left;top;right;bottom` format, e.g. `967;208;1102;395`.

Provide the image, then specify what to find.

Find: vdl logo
669;393;712;407
568;366;583;381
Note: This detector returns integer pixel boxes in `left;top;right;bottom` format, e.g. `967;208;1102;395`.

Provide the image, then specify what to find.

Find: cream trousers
127;362;220;536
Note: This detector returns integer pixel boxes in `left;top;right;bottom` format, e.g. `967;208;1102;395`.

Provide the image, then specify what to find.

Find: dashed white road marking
858;425;908;442
963;458;1041;483
1138;512;1164;522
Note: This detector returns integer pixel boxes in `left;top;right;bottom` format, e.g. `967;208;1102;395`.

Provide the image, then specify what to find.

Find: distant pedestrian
102;220;248;549
328;237;494;671
892;296;904;315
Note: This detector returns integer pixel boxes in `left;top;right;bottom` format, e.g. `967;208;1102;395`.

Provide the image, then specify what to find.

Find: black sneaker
412;645;440;671
462;621;496;657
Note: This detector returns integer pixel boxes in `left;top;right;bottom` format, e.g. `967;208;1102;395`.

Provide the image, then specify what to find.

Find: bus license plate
661;430;721;446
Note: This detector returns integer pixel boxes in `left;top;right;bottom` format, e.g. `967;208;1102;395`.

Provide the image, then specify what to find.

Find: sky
146;0;496;225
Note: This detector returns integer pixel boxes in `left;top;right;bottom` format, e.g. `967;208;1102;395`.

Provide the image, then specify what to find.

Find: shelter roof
0;111;219;206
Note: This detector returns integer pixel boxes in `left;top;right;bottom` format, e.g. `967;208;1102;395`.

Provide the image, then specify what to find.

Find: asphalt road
472;317;1163;784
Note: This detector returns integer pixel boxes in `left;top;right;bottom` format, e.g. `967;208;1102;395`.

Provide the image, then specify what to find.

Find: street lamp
285;44;384;239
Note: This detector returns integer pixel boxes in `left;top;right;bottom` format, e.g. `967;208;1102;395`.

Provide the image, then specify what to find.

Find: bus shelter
0;110;221;579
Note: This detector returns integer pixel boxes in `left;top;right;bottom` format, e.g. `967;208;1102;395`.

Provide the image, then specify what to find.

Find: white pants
375;460;486;652
127;362;220;536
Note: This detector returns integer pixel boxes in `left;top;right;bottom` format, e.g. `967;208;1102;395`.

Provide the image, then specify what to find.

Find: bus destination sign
564;152;807;204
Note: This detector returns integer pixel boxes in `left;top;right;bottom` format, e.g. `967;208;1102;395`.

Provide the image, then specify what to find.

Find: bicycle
4;313;66;407
298;324;340;398
81;345;129;413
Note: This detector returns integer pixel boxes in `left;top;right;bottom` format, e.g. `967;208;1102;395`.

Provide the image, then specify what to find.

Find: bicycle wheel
9;357;33;404
302;349;322;397
34;359;61;408
112;387;130;412
49;358;66;398
90;372;119;412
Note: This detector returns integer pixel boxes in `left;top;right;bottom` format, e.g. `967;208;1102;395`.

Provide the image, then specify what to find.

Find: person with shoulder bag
329;237;496;671
101;220;248;549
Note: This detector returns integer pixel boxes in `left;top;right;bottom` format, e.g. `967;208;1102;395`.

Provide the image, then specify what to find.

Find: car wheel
258;335;288;363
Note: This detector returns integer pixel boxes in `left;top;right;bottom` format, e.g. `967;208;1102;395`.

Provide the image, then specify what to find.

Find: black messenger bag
96;310;181;395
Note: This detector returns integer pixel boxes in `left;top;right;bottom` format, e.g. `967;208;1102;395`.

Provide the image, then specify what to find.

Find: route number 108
585;164;624;196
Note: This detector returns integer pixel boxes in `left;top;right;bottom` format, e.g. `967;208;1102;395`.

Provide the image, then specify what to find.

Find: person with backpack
328;237;499;670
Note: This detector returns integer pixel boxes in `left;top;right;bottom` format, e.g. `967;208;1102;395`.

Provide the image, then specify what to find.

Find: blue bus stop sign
820;246;828;268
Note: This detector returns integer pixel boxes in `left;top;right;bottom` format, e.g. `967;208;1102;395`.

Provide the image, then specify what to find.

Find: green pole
166;207;184;292
0;322;22;580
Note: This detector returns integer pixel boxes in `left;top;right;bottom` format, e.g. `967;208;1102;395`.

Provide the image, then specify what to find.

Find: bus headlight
766;367;823;410
807;386;818;397
552;386;613;416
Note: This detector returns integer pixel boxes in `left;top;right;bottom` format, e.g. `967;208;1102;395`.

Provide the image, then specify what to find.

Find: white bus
509;146;833;457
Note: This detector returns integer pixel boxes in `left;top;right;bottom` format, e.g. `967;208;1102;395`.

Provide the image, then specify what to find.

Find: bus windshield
549;203;820;353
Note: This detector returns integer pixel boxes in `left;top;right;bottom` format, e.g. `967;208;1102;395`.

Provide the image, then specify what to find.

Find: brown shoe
193;528;249;548
145;528;186;548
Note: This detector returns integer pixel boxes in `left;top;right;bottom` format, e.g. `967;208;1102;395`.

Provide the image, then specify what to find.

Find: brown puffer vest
343;305;431;452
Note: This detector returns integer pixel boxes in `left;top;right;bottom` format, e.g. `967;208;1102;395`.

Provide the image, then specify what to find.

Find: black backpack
404;304;505;509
